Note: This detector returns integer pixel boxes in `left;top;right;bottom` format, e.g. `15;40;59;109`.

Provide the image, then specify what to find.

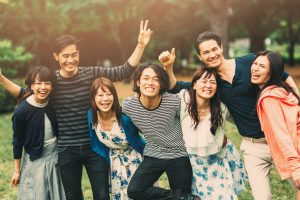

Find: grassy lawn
0;76;298;199
0;114;295;200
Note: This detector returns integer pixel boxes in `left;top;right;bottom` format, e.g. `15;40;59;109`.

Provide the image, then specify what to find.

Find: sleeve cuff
13;148;23;159
126;61;136;70
169;81;192;94
282;71;289;81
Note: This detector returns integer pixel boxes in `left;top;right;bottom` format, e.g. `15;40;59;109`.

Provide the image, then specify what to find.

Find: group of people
0;20;300;200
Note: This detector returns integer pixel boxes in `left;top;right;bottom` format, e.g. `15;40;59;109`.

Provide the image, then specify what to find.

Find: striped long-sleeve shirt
122;93;188;159
20;63;133;146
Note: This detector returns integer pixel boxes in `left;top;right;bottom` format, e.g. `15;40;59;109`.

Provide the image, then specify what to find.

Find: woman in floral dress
177;68;247;200
159;48;247;199
88;77;145;200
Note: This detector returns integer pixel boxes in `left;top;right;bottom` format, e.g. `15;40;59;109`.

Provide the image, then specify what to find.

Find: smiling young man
0;20;152;200
122;63;197;200
160;31;299;200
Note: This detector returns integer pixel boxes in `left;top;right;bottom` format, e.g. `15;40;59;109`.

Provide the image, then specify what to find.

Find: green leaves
0;40;33;77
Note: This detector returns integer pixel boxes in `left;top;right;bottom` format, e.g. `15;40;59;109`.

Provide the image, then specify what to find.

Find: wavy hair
187;68;223;134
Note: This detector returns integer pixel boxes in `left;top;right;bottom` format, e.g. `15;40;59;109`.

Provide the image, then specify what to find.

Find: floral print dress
178;90;247;200
189;140;247;200
95;121;143;200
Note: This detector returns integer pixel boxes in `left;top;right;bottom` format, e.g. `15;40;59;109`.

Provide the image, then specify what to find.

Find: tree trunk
287;12;295;66
249;34;265;53
288;41;295;66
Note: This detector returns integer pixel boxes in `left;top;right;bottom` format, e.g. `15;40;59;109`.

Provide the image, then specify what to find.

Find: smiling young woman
88;77;145;200
252;51;300;200
11;66;65;200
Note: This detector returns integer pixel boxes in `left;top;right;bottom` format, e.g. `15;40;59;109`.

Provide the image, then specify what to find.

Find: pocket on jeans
57;145;67;153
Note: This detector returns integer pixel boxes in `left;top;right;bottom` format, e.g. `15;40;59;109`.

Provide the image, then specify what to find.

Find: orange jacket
257;85;300;180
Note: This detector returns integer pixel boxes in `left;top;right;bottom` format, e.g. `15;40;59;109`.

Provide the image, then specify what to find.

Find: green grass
0;113;295;200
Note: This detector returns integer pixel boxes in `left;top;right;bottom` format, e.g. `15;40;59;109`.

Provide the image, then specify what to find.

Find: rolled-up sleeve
169;81;191;94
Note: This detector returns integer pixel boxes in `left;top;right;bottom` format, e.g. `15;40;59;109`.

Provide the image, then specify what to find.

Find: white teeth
101;103;111;107
145;87;154;91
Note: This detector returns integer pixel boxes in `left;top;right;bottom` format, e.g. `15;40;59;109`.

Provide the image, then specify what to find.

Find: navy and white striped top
20;63;133;147
122;93;188;159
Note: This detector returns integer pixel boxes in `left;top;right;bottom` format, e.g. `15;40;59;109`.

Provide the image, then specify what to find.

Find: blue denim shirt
88;109;145;164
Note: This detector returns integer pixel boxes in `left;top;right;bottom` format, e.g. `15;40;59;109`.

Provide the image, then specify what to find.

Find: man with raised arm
159;31;298;200
1;20;152;200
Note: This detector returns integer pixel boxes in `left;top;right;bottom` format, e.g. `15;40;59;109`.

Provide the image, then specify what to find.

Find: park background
0;0;300;199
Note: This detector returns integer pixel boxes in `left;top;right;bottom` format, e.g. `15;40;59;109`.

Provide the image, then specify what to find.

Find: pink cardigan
257;85;300;180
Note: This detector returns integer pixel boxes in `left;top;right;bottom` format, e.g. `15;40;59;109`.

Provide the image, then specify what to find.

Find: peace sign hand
138;20;153;47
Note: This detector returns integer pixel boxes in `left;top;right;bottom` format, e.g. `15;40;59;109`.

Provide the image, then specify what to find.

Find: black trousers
58;144;109;200
127;156;193;200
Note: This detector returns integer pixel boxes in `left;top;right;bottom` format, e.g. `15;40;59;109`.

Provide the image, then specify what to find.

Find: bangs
35;68;53;82
202;71;214;79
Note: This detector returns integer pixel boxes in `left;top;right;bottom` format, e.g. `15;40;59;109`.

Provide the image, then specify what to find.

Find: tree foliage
0;0;300;74
0;40;33;77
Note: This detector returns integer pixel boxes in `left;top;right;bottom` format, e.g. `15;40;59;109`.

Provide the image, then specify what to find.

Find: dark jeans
127;156;193;200
58;144;109;200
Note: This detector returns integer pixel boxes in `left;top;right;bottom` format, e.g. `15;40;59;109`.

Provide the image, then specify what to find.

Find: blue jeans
58;144;109;200
127;156;193;200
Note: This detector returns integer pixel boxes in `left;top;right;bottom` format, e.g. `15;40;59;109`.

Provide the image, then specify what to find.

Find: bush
0;40;33;78
0;79;24;113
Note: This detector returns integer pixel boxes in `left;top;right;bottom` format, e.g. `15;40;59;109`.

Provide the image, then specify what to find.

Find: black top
169;54;289;139
12;100;58;161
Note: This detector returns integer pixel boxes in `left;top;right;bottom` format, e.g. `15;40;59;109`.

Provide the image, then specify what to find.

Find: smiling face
31;77;53;104
137;67;161;98
198;40;224;68
54;44;79;78
251;55;271;88
193;71;217;100
95;86;114;113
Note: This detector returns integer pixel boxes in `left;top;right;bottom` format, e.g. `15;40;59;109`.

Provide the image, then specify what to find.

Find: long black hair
255;50;300;105
187;68;223;135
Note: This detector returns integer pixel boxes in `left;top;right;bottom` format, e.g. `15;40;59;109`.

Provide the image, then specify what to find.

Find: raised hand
138;20;153;47
158;48;176;69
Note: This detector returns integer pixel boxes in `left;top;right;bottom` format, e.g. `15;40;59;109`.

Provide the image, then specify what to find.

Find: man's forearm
164;65;177;89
